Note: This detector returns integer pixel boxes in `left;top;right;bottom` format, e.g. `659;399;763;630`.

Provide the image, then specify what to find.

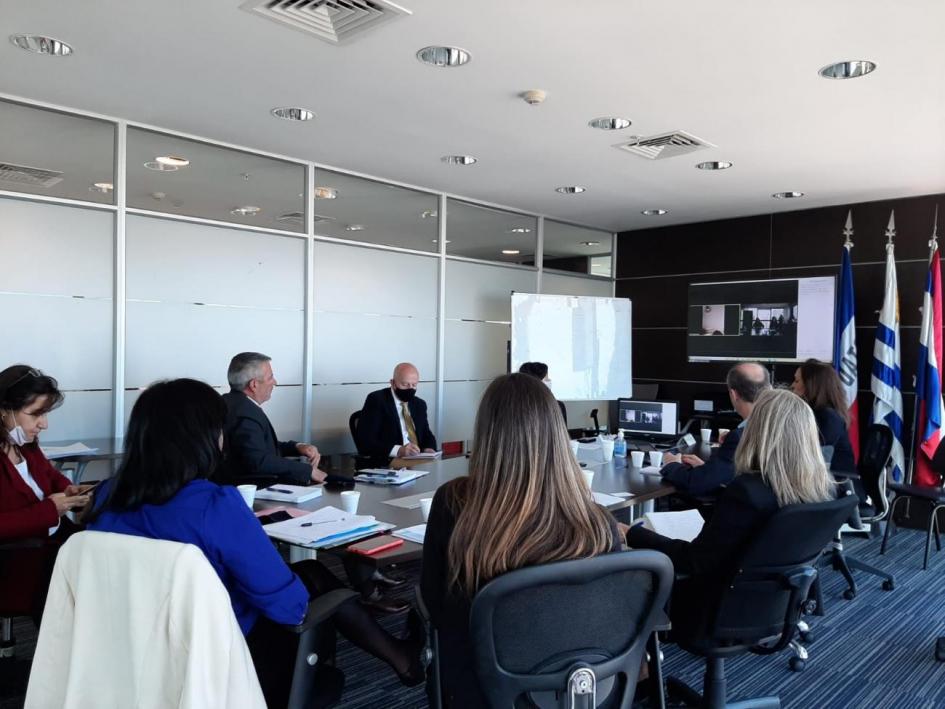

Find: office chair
665;494;858;707
882;437;945;569
0;539;47;694
348;410;361;448
459;550;673;708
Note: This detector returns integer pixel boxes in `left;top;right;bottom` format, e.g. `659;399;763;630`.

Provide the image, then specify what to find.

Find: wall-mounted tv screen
687;276;836;363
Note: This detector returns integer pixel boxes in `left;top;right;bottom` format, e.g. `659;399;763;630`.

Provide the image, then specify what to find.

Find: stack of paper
263;506;392;548
355;469;430;486
41;443;99;460
592;491;626;507
255;485;323;503
402;451;442;460
641;509;704;542
392;524;427;544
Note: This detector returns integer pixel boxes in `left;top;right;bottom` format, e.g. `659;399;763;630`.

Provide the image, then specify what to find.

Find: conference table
42;437;124;483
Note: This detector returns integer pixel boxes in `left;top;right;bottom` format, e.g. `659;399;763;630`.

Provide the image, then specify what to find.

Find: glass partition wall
0;94;615;452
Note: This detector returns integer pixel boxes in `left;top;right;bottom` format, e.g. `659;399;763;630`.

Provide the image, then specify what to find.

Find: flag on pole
871;212;905;481
833;211;859;461
913;223;943;487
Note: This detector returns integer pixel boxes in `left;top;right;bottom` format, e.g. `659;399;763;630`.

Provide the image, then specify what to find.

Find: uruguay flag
871;236;905;481
913;245;943;487
833;237;860;461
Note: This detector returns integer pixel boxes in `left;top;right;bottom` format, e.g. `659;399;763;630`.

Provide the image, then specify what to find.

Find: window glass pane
0;99;115;204
127;127;305;232
543;220;612;276
310;169;438;251
446;200;537;265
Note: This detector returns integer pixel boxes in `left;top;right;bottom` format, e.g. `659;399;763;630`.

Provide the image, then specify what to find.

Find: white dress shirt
389;387;412;457
14;457;59;536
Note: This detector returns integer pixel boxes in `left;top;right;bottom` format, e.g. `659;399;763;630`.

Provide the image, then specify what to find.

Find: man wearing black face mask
356;362;437;460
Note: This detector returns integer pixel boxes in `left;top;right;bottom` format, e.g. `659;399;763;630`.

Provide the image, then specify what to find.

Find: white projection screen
511;293;632;401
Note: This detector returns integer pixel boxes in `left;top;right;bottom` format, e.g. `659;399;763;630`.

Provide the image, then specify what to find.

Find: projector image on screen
687;277;835;363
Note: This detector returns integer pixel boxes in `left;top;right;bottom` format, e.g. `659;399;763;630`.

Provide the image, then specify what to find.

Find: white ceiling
1;0;944;232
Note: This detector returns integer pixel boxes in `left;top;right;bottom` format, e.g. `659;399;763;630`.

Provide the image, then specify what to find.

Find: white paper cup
419;497;433;522
340;490;360;514
581;469;595;490
237;484;257;509
630;450;645;467
718;428;731;443
700;428;712;443
569;439;580;457
649;451;663;468
601;438;615;461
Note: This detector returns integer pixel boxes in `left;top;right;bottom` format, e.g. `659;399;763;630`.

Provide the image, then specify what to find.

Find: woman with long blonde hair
421;373;619;707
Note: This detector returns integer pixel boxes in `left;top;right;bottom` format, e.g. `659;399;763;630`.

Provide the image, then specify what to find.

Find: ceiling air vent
241;0;411;44
614;130;715;160
0;162;63;188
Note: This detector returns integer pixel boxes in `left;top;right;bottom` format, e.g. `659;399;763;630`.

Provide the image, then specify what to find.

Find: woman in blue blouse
85;379;422;702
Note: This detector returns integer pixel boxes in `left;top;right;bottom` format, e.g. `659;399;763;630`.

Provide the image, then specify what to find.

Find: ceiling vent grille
614;130;715;160
0;162;63;187
241;0;411;44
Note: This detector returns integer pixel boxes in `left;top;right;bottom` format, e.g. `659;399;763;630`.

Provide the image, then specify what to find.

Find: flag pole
843;209;854;250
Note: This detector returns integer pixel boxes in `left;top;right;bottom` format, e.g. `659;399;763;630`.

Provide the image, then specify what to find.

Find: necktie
401;402;419;447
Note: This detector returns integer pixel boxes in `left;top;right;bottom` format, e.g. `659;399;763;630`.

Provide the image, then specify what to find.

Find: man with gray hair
221;352;324;484
658;361;771;497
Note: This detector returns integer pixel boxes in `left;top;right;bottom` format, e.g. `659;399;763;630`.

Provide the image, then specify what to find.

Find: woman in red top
1;365;89;622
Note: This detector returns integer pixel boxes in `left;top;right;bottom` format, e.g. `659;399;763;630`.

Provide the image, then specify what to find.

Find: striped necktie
401;402;419;446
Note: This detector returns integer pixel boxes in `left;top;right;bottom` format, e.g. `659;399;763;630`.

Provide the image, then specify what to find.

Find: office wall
616;191;945;447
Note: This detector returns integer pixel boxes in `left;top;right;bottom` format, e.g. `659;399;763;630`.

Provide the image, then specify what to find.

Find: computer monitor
617;399;678;438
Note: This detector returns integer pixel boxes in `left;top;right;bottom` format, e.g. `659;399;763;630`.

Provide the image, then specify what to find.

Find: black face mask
393;387;417;403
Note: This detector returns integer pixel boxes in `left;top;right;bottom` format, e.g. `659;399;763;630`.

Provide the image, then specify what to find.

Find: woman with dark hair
85;379;422;703
791;358;855;473
421;373;620;706
517;361;568;425
0;364;90;622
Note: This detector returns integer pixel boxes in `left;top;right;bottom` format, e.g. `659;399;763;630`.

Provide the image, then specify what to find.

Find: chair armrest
282;588;359;635
653;608;672;633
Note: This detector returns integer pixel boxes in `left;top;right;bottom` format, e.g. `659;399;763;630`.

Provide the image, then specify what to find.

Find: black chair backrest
710;493;858;645
469;550;673;709
349;410;361;452
858;424;893;515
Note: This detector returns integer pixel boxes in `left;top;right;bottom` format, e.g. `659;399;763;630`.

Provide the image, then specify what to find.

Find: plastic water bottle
614;430;627;457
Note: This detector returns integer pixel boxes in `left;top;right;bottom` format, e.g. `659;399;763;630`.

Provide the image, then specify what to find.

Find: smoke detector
521;89;547;106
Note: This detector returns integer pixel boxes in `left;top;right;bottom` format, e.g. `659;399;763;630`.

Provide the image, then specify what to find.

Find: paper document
41;443;99;460
263;506;383;546
402;451;442;460
639;466;663;476
642;509;704;542
592;492;626;507
255;484;323;503
382;491;438;509
392;524;427;544
355;469;430;486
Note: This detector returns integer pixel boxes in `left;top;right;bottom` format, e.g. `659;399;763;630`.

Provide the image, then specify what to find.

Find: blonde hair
734;388;835;506
447;374;614;595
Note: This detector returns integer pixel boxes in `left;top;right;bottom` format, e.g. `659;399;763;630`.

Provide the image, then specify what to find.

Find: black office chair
349;410;361;448
465;550;674;708
666;494;858;708
882;438;945;569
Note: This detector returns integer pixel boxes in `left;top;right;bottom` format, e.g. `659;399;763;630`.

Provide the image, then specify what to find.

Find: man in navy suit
659;362;770;497
222;352;324;484
356;362;437;459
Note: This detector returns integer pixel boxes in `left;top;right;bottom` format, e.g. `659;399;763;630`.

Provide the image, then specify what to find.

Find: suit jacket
0;444;71;540
221;390;311;485
356;388;437;459
661;425;743;496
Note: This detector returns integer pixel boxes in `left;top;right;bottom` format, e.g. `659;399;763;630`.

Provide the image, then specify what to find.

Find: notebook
263;505;391;548
392;524;427;545
355;469;430;486
401;451;442;460
254;484;323;504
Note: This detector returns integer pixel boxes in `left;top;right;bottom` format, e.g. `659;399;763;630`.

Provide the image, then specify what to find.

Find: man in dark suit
356;362;437;459
222;352;324;484
659;362;770;496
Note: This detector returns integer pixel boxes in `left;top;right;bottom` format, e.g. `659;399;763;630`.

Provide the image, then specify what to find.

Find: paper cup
649;451;663;468
601;437;615;461
569;439;580;457
581;469;595;490
630;450;645;467
700;428;712;443
419;497;433;522
340;490;360;514
718;428;731;443
237;484;256;509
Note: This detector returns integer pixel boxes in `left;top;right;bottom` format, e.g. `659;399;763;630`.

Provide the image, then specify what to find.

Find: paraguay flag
913;245;943;487
871;239;905;481
833;239;860;461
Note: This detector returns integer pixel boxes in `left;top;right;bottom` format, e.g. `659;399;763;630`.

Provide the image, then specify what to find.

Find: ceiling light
441;155;477;166
772;191;804;199
416;46;471;67
230;206;261;216
556;186;586;194
271;107;315;121
696;161;733;170
276;212;304;225
588;117;632;130
10;34;73;56
502;249;521;255
345;224;365;231
420;209;438;219
507;227;532;234
155;155;190;167
580;241;601;247
818;60;876;80
642;209;667;216
313;186;338;199
143;161;178;172
89;182;113;193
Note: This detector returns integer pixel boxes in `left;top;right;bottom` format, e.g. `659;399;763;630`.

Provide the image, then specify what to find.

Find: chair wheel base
788;657;806;672
798;630;813;643
842;589;856;600
882;579;895;591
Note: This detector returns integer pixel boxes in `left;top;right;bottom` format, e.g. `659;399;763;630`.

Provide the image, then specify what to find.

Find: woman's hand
49;492;90;516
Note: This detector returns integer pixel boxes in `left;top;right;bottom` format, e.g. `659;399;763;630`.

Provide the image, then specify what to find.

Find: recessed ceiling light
271;107;315;121
502;249;521;255
556;186;586;194
580;241;601;247
696;161;733;170
441;155;477;166
10;34;73;56
416;46;471;67
89;182;113;193
313;186;338;199
420;209;438;219
230;206;261;216
772;191;804;199
346;224;366;231
818;60;876;80
641;208;667;216
155;155;190;167
588;117;632;130
507;227;532;234
143;161;178;172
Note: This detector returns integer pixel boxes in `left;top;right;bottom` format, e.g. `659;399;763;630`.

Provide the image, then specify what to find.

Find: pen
300;518;344;527
267;487;293;494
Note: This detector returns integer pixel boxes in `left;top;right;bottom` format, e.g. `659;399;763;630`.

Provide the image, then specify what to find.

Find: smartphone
257;510;293;526
348;535;405;556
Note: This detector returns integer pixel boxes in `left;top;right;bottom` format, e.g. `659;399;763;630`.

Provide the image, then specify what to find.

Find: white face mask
3;411;29;446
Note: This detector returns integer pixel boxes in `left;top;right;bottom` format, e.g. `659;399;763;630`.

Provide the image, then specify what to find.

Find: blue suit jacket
661;425;743;496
